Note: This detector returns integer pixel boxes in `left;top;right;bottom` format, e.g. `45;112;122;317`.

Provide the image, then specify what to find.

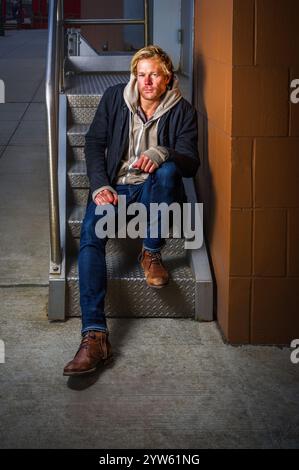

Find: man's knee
80;203;107;245
154;161;179;188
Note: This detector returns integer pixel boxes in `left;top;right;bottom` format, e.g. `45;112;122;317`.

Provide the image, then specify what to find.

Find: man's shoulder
102;82;127;100
98;83;127;112
168;96;196;119
178;97;196;113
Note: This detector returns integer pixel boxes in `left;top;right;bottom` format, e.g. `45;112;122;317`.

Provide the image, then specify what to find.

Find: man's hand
94;189;118;206
132;154;158;173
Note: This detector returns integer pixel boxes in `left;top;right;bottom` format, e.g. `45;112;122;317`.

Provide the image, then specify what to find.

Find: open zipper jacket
84;78;200;201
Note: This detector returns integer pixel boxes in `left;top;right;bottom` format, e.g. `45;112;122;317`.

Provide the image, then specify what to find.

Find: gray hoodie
92;73;182;200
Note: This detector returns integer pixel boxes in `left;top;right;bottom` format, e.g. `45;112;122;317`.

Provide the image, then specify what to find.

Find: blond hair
130;45;174;79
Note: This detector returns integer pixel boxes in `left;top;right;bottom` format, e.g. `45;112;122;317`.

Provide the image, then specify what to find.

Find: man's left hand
132;154;158;173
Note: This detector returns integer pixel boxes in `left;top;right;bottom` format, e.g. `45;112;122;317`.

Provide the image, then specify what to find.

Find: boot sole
63;355;114;377
146;280;169;289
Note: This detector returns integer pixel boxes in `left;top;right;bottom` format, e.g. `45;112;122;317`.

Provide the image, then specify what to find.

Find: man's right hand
94;189;118;206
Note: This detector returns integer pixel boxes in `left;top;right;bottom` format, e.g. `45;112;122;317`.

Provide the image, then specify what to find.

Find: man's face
136;58;170;103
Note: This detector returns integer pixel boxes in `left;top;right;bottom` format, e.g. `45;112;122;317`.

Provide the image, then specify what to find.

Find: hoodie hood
123;73;182;120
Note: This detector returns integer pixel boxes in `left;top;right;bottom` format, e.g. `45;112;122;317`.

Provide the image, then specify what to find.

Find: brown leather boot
139;249;169;288
63;330;113;376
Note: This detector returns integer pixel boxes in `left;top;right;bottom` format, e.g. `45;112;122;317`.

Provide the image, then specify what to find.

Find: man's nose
144;75;152;84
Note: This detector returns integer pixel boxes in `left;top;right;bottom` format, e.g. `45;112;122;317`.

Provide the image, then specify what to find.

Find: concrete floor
0;30;48;286
0;30;299;450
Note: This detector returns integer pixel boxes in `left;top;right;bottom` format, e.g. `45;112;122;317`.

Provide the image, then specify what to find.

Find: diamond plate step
69;146;86;162
67;94;101;108
68;205;86;237
69;106;97;125
68;234;186;258
66;253;195;318
68;161;88;188
65;72;130;107
71;188;89;206
67;124;89;147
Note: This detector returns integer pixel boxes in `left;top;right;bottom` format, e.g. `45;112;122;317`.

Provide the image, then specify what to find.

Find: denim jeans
79;161;183;335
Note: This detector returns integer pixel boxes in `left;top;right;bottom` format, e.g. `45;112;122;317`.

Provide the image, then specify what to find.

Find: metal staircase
46;0;213;323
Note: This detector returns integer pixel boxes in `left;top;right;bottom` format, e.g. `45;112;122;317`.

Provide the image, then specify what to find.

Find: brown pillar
194;0;299;344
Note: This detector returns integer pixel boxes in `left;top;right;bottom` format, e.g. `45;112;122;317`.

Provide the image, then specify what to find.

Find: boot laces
79;335;91;351
147;251;162;268
78;332;97;352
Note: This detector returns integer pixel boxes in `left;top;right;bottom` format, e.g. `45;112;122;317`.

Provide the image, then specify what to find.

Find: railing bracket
50;261;61;275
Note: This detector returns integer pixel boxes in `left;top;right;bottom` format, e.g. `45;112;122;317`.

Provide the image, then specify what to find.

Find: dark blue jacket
84;83;200;195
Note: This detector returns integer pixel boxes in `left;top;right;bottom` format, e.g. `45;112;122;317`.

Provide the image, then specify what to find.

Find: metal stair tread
68;205;86;223
67;123;89;136
65;72;130;96
68;160;87;176
67;94;102;108
67;254;194;281
70;147;85;161
68;107;98;125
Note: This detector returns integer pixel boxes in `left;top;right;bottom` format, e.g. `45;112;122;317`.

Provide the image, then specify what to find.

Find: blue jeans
79;161;183;335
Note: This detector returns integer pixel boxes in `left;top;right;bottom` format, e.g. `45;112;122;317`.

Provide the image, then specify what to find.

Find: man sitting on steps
63;45;199;377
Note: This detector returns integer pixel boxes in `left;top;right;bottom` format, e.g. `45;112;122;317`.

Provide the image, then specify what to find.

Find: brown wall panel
231;138;253;208
195;57;232;134
255;0;299;66
196;0;233;63
232;0;255;65
251;278;299;344
287;208;299;277
230;209;252;276
206;123;232;335
228;277;251;343
254;138;299;208
253;209;287;276
232;67;289;137
194;0;298;344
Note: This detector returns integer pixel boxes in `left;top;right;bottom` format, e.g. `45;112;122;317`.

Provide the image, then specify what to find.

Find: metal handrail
45;0;62;271
45;0;149;272
64;19;145;24
58;0;65;92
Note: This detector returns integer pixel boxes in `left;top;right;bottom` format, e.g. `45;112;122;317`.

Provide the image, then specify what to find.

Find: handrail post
59;0;65;92
46;0;62;273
